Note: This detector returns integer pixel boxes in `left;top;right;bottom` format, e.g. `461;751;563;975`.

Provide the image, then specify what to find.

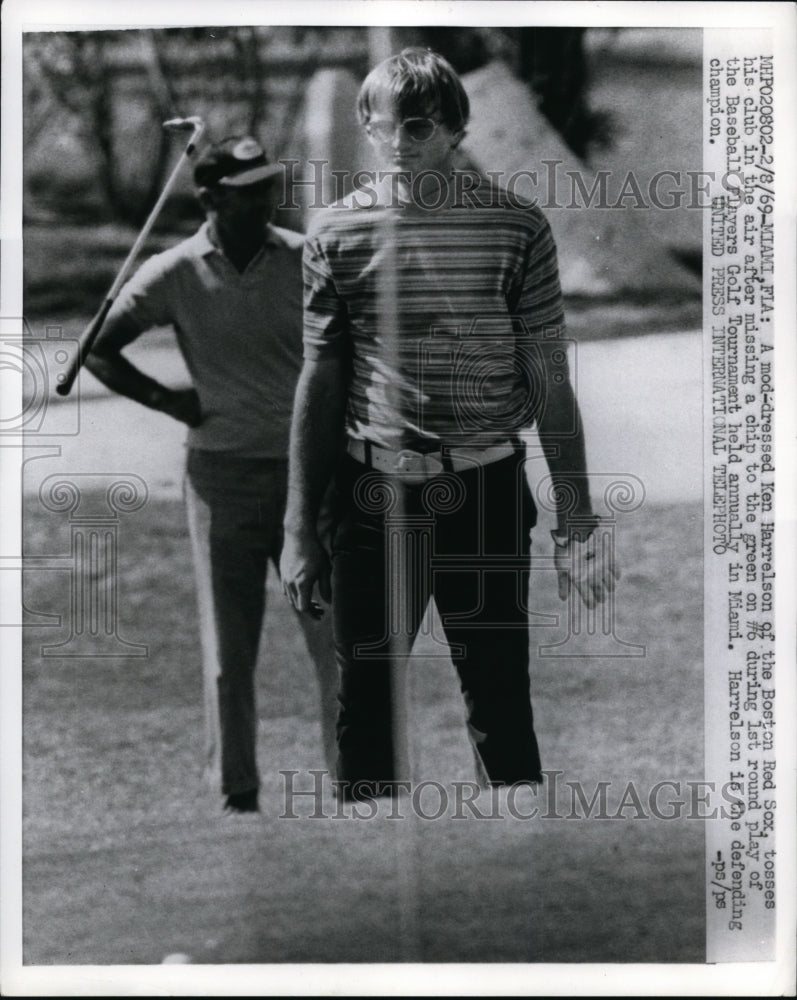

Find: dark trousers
331;451;543;796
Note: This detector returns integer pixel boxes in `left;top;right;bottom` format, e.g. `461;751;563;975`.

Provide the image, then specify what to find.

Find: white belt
346;438;515;479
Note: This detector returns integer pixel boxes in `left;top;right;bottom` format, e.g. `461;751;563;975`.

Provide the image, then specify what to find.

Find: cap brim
218;162;283;186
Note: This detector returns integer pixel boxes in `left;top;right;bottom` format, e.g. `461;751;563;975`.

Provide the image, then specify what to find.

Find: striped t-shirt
303;176;567;451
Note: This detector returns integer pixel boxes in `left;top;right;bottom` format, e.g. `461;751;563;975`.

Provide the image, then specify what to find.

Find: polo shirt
110;221;305;456
302;176;566;452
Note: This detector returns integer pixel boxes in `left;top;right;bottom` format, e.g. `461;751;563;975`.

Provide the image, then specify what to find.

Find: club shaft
106;125;202;301
56;119;204;396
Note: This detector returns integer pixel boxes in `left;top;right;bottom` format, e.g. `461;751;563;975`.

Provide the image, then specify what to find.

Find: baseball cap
193;136;283;188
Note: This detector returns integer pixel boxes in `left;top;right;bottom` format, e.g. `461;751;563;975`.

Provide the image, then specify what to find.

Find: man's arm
280;356;347;613
86;311;201;426
534;351;594;533
534;342;619;607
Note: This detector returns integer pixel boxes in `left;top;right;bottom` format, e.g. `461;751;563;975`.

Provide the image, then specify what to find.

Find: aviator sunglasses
365;116;441;143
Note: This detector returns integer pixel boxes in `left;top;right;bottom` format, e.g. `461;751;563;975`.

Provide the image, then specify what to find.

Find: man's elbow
535;378;581;434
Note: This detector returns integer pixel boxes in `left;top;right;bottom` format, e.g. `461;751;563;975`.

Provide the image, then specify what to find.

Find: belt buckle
392;449;443;482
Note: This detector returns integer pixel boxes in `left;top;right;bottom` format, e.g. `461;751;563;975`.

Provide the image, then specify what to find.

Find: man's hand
554;531;620;610
280;528;331;615
157;388;202;427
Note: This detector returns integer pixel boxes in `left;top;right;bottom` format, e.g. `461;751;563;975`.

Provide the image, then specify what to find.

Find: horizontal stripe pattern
303;179;566;450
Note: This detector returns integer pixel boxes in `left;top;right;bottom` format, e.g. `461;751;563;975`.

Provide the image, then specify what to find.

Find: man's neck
390;167;455;211
210;221;269;273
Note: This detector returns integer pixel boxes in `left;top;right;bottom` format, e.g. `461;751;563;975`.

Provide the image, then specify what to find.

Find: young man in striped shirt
281;48;619;800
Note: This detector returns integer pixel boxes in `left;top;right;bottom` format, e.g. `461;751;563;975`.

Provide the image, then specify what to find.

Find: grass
21;490;704;966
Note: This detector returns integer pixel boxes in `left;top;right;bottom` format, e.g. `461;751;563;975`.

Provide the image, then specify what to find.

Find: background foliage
24;26;611;226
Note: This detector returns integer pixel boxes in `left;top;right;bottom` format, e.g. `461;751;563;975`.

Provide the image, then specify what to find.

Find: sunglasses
365;116;441;143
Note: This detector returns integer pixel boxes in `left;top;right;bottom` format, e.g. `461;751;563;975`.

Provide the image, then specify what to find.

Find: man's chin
237;224;269;241
384;159;418;173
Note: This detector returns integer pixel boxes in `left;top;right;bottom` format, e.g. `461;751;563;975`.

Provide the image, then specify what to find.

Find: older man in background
87;135;338;814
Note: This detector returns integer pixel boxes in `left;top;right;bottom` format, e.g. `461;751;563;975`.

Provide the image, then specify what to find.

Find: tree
513;28;613;162
397;27;613;163
25;30;180;226
24;26;360;226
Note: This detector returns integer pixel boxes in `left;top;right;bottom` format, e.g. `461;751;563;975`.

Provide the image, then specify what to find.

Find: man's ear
450;129;467;150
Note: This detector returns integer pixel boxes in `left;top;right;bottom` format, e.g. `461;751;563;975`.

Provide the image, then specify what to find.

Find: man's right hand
553;530;620;610
87;338;202;428
280;529;331;615
157;388;202;427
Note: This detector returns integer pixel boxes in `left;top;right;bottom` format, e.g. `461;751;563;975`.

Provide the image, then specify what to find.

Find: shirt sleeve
302;233;349;361
507;211;566;338
106;253;177;331
506;210;572;432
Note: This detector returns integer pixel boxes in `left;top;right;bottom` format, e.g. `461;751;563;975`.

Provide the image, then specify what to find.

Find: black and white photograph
1;1;795;995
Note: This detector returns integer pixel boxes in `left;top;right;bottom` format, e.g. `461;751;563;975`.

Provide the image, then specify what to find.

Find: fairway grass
21;493;704;965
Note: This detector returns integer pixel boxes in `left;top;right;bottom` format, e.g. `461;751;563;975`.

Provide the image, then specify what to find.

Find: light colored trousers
183;461;338;795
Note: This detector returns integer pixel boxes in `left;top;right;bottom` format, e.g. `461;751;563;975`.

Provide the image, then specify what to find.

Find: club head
163;116;203;133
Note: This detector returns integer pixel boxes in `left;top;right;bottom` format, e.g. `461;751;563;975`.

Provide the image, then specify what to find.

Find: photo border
2;1;794;995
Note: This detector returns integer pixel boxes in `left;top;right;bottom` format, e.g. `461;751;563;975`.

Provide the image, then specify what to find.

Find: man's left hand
554;532;620;609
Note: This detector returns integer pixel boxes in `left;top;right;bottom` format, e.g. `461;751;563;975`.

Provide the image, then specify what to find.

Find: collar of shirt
196;220;287;265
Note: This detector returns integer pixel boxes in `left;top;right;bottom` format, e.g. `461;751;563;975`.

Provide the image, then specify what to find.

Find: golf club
56;116;205;396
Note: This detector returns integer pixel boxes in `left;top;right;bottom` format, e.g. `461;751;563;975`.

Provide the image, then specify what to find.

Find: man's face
364;96;461;177
205;179;279;239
